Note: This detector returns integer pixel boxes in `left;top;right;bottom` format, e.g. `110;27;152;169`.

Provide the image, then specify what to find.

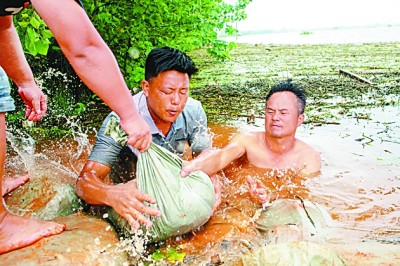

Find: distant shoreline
221;25;400;45
222;24;400;37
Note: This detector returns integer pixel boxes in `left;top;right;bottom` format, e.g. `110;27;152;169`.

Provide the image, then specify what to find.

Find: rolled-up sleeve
88;112;124;167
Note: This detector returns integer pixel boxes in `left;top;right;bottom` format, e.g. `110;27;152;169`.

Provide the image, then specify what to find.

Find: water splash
6;126;36;173
6;125;81;180
116;229;154;264
59;116;93;175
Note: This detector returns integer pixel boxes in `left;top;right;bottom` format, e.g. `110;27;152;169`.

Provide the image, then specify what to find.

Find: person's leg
2;174;30;196
0;113;65;254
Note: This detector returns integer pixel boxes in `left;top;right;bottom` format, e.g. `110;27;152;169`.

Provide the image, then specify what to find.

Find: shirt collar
135;91;185;137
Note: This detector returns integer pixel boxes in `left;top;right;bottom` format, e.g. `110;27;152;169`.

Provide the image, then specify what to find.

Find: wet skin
0;114;65;255
181;91;321;205
142;70;189;136
2;174;30;197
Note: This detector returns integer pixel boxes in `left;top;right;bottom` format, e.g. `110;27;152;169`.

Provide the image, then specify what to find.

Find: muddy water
300;106;400;243
4;105;399;263
176;105;400;261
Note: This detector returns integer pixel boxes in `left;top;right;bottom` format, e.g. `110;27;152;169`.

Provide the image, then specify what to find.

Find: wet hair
145;46;198;81
265;80;306;114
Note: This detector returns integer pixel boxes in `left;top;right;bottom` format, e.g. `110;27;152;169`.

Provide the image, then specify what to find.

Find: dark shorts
0;67;15;113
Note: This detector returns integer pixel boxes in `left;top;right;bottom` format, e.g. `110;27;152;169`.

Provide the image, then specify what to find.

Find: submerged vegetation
188;42;400;124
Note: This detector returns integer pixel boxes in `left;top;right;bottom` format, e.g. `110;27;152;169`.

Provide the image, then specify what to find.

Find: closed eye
161;89;173;95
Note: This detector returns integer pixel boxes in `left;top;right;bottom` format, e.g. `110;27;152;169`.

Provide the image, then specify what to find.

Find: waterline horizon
221;25;400;45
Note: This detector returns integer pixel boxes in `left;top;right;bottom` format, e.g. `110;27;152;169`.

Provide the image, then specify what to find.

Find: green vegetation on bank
9;0;251;138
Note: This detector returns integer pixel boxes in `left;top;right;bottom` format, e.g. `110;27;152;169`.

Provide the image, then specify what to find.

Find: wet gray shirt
88;91;211;182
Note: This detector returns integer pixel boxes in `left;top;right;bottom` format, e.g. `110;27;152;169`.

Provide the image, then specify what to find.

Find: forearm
76;171;114;206
0;17;36;88
194;146;241;176
32;0;139;122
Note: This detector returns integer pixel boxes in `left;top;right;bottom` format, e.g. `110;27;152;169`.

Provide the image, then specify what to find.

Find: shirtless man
181;80;321;205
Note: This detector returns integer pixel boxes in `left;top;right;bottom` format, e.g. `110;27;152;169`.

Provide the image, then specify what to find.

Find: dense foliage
84;0;250;87
9;0;251;137
16;0;251;88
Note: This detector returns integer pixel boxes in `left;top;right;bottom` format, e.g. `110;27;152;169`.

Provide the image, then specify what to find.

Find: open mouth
167;110;178;116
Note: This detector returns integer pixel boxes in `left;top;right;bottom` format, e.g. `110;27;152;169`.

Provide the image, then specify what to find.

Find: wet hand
17;85;47;122
246;176;270;206
119;116;152;152
180;160;198;177
210;175;222;214
107;180;161;229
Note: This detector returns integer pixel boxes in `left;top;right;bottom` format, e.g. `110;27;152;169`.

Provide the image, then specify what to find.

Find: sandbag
254;199;333;244
241;241;345;266
105;117;215;242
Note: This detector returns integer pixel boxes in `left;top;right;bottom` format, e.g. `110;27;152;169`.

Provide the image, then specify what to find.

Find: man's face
142;70;189;124
265;91;304;138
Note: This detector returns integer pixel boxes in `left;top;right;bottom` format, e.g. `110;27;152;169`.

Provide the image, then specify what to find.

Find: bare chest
246;148;305;171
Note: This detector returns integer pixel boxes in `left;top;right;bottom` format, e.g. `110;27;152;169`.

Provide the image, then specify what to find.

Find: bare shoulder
296;139;320;156
231;131;263;145
295;139;321;176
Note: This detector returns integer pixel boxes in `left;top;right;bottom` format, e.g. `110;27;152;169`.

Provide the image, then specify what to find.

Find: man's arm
75;161;112;205
76;113;161;228
0;16;34;88
76;160;161;229
30;0;151;151
181;133;249;177
0;16;47;121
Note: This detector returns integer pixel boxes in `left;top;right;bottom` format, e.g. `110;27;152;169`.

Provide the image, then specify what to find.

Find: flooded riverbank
2;39;399;264
2;103;399;264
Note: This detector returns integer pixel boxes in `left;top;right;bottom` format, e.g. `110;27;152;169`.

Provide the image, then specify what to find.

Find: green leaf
166;248;186;262
35;41;50;55
17;21;30;28
29;16;41;29
149;247;186;263
150;249;165;261
41;29;53;39
15;0;251;88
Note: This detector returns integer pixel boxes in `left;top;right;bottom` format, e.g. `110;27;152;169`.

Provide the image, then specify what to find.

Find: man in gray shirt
76;47;219;230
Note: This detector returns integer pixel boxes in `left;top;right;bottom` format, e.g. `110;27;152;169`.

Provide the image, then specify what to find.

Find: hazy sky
226;0;400;31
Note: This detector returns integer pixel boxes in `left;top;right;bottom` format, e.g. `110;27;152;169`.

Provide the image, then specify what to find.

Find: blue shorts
0;67;15;113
